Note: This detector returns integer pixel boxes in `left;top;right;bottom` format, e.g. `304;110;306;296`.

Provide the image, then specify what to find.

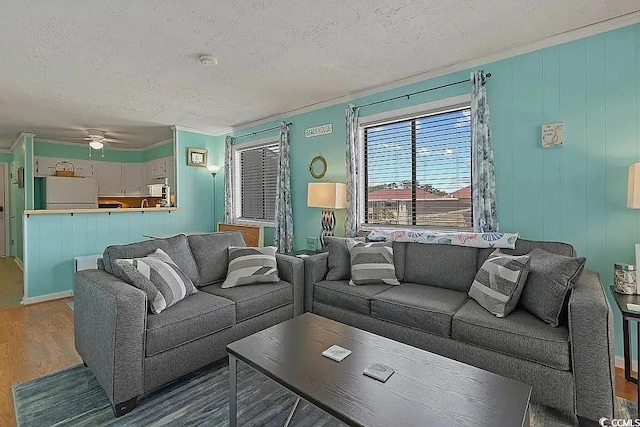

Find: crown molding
172;125;232;137
8;132;37;152
145;138;174;150
0;148;11;154
231;10;640;132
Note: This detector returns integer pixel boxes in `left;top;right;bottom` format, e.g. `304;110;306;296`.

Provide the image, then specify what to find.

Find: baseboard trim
14;257;23;271
21;290;73;305
615;355;638;373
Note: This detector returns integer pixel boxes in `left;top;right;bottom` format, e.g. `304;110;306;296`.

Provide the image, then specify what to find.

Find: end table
285;249;324;258
609;285;640;407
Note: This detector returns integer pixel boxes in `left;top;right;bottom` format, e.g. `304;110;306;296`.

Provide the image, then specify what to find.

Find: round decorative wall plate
309;156;327;179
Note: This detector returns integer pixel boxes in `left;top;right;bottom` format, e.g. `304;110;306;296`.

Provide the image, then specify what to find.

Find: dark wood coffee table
227;313;531;426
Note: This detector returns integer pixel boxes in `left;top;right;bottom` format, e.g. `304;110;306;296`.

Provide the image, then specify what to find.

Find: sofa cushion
348;241;399;286
145;291;234;357
371;283;469;336
324;236;366;280
103;234;201;286
477;238;576;269
452;299;571;370
469;251;531;318
520;248;586;327
114;249;197;314
403;243;477;292
222;246;279;288
187;232;246;286
201;280;292;322
313;280;392;315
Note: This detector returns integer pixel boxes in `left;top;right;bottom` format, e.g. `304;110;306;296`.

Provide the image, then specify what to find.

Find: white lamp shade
629;163;640;209
89;140;104;150
307;182;347;209
207;165;221;174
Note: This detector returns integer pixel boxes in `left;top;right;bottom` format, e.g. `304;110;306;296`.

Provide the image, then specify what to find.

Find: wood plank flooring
0;298;636;425
0;298;81;427
0;258;23;310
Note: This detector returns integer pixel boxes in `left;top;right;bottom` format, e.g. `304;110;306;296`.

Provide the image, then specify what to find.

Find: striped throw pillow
469;250;531;317
114;249;197;314
222;246;279;289
347;241;399;286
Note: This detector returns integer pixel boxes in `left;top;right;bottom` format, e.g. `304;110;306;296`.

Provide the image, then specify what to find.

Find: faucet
141;199;149;208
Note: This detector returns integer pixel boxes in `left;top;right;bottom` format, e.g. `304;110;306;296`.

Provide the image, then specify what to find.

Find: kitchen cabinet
95;162;123;196
149;158;168;179
146;156;174;193
35;155;174;197
123;163;144;196
34;157;94;177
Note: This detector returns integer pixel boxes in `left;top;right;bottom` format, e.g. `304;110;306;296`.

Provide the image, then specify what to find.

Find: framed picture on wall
187;147;208;167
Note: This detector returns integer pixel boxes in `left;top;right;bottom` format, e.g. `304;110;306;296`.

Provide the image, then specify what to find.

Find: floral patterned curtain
345;104;360;237
274;122;294;253
471;70;498;232
223;135;234;224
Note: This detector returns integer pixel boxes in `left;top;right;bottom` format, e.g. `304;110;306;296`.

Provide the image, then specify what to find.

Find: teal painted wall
34;139;174;163
24;136;34;210
228;22;640;360
34;140;145;163
23;130;223;299
0;152;12;163
143;140;174;161
9;136;27;262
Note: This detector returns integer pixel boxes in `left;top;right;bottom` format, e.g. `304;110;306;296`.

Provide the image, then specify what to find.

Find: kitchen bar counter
24;207;179;215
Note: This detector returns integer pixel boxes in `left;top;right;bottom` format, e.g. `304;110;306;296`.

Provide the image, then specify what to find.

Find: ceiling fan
82;129;128;150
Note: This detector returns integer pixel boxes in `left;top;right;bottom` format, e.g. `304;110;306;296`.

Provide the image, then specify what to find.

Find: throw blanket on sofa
367;229;519;249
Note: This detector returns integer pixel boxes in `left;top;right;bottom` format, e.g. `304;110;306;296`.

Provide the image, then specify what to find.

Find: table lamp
307;182;347;247
628;163;640;271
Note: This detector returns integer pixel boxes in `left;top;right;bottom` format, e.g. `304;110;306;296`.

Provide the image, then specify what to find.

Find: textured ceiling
0;1;638;148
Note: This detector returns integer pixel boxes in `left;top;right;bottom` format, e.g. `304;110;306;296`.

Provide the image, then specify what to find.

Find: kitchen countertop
24;207;180;215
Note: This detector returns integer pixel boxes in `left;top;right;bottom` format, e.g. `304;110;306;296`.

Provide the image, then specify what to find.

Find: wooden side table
609;286;640;407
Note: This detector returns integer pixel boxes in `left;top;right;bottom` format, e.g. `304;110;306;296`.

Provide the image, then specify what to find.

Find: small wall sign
542;123;564;148
305;124;333;138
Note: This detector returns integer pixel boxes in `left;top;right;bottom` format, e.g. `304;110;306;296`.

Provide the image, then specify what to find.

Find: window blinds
364;107;472;229
235;142;279;221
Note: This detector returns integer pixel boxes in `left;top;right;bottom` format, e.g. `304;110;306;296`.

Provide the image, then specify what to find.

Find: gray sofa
304;238;615;422
74;232;304;416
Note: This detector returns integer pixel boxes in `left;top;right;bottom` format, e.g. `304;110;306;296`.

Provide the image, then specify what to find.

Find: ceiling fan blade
106;140;130;144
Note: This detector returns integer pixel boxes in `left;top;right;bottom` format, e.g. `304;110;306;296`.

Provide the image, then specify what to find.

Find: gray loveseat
304;238;615;422
74;232;304;416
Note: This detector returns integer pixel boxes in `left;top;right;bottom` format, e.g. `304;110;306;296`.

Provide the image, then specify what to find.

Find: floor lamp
307;182;347;248
208;165;221;230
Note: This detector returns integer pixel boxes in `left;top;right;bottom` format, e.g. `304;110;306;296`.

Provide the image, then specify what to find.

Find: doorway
0;162;22;309
0;163;7;256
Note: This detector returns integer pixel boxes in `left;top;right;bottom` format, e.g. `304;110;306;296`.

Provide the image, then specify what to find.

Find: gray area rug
13;361;635;426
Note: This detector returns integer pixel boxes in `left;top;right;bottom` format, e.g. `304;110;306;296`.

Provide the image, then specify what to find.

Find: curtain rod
358;73;492;109
233;122;292;140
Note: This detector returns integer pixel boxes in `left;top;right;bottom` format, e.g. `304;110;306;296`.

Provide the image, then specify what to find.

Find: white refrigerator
45;176;98;209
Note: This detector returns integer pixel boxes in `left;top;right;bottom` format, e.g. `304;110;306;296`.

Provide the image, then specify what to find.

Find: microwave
148;184;164;197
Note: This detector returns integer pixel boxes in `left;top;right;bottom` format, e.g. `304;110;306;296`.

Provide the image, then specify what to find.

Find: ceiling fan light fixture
89;140;104;150
199;55;217;65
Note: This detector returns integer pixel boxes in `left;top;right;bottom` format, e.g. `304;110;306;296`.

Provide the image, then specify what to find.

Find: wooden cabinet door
123;163;144;196
73;160;94;177
34;157;58;177
95;162;123;196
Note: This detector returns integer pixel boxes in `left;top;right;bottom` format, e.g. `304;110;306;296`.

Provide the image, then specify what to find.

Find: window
362;105;472;230
233;140;279;223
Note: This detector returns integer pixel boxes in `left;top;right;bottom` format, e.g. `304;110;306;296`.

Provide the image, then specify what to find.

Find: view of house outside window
364;106;472;230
